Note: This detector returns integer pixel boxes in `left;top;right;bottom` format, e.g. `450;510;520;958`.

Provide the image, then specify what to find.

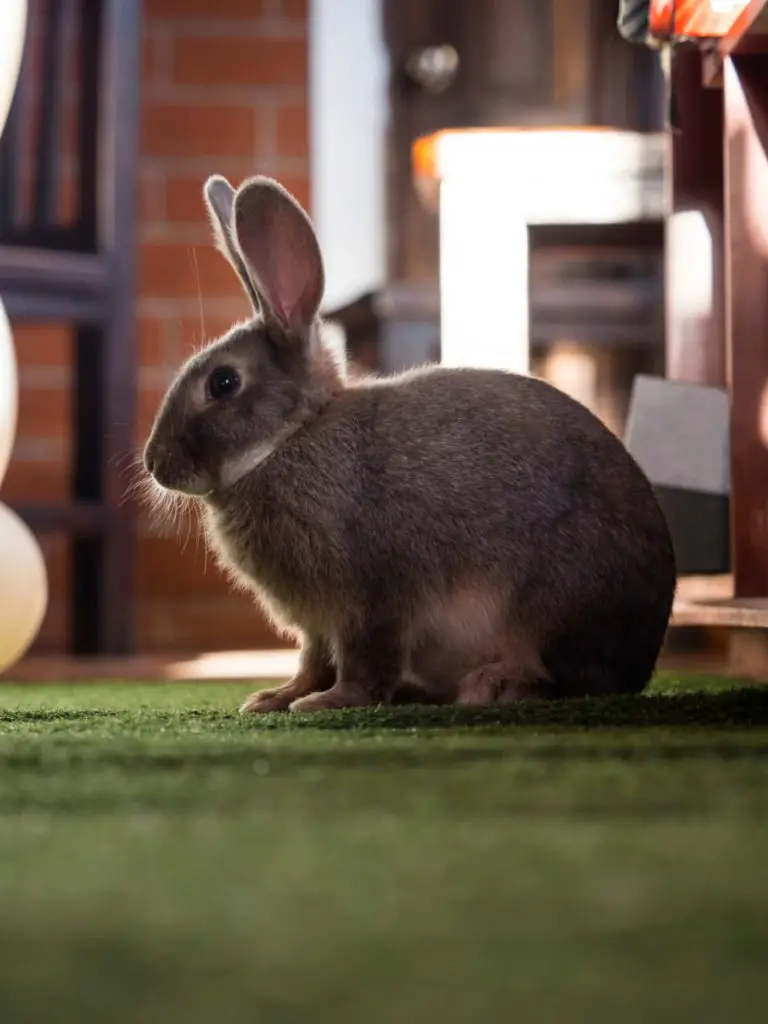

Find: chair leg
72;521;134;655
72;324;135;655
72;325;101;654
70;0;141;655
723;56;768;599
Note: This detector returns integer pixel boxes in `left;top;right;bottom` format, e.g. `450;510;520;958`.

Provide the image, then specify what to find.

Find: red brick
165;171;309;229
139;241;246;301
282;0;308;19
138;384;170;437
137;596;282;651
141;173;165;222
165;174;211;224
1;457;69;502
6;0;313;655
142;32;158;81
142;103;257;159
275;100;308;159
10;325;73;369
142;31;169;84
15;385;71;441
138;315;172;368
37;534;71;597
31;597;70;653
138;536;234;597
179;313;243;353
173;35;307;88
149;0;267;16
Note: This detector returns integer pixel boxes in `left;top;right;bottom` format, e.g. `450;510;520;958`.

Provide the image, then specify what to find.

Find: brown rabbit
143;174;676;713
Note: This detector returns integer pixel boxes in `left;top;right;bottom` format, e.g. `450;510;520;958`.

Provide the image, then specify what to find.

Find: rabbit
142;173;677;714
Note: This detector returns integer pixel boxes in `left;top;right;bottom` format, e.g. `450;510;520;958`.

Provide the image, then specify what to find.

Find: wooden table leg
723;55;768;599
666;49;726;386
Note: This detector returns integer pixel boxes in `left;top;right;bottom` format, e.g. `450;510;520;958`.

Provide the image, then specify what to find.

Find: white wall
309;0;388;312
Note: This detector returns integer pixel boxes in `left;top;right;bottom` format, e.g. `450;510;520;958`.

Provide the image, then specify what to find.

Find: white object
624;374;730;495
431;129;666;225
0;300;17;484
0;502;48;674
0;0;26;134
310;0;387;310
665;207;722;382
439;177;529;372
0;1;47;673
432;128;666;373
0;0;27;483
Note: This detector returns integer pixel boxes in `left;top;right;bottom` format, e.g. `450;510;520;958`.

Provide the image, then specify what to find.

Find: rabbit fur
143;174;677;713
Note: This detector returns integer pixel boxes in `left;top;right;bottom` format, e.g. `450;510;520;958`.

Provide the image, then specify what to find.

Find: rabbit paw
289;681;377;712
456;663;549;705
240;683;303;713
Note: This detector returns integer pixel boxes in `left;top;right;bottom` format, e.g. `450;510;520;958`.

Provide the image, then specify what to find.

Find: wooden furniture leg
723;54;768;600
71;0;140;655
666;49;726;386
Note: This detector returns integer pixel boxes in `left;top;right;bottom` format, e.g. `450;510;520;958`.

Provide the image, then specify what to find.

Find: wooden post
723;55;768;599
72;0;141;654
666;49;726;386
663;49;728;660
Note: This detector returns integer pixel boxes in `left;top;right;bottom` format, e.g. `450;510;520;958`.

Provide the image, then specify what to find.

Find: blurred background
0;0;670;660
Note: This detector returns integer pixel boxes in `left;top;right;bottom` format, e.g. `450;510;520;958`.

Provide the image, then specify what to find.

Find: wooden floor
1;649;302;684
2;642;767;685
673;575;768;629
3;576;767;686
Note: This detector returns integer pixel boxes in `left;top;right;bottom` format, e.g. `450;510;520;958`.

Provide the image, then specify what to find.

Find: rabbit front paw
240;678;319;714
241;638;336;714
456;662;551;705
289;681;378;713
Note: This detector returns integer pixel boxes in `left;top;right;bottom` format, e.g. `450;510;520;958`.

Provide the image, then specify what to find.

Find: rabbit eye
207;365;241;401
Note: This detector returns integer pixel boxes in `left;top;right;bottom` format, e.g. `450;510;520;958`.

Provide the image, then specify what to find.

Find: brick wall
3;0;310;652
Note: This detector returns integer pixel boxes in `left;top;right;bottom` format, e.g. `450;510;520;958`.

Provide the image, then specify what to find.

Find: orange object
650;0;747;38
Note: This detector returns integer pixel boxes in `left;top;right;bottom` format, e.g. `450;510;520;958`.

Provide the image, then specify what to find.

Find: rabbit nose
144;444;175;487
144;438;169;481
143;442;158;476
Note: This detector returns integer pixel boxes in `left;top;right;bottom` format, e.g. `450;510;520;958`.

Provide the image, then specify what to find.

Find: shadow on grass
257;688;768;731
2;686;768;731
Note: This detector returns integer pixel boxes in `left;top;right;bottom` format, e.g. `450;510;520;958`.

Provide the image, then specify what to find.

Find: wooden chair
0;0;142;654
656;2;768;628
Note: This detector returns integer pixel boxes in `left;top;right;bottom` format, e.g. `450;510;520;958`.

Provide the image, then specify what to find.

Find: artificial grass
0;673;767;1023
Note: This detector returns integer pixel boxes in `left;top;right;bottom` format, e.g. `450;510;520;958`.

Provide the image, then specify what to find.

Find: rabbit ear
232;176;324;334
203;174;262;313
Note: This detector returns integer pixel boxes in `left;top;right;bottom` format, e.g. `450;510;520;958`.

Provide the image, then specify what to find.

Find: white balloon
0;501;47;674
0;2;26;486
0;298;18;486
0;1;27;137
0;3;45;673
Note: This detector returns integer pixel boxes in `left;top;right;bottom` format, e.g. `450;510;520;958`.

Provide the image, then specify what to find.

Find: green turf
0;673;767;1023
